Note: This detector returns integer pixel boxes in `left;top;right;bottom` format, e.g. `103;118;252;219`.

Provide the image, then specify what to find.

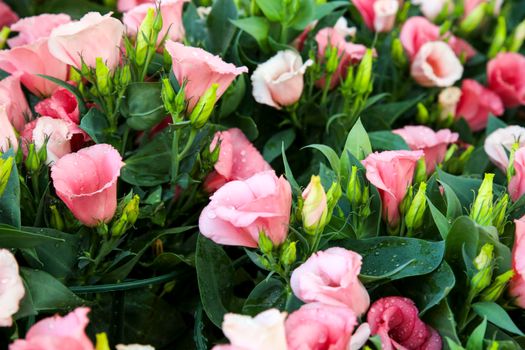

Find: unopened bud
326;181;342;214
459;3;487;34
443;144;458;163
302;175;328;235
95;333;110;350
49;205;65;231
470;243;495;296
136;8;155;66
25;144;40;173
416;103;430;124
0;156;13;196
124;194;140;226
400;185;414;216
95;57;112;95
347;166;362;207
69;67;82;84
161;78;177;115
507;141;520;183
509;19;525;52
280;241;297;266
488;16;507;58
474;243;494;270
405;182;427;234
0;27;10;49
438;87;461;122
480;269;514;302
439;21;452;37
189;83;218;129
470;173;494;226
258;230;273;254
325;46;340;74
391;38;407;68
414;158;427;183
354;49;373;94
492;194;509;233
118;65;131;87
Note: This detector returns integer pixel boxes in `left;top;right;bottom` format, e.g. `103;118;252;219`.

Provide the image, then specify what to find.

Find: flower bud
492;193;509;233
258;230;273;254
470;173;494;226
302;175;328;235
405;182;427;234
509;19;525;52
443;144;458;163
124;194;140;226
95;333;110;350
400;185;414;217
480;269;514;302
280;241;297;267
439;21;452;37
391;38;407;68
117;65;131;88
347;166;363;208
506;141;520;183
325;46;340;75
0;156;13;197
161;77;177;115
136;7;155;66
470;244;495;298
474;243;494;270
189;83;218;129
414;158;427;183
25;143;40;173
95;57;112;95
459;3;487;34
353;49;373;95
49;205;65;232
438;87;461;122
0;27;10;50
110;194;140;237
488;16;507;58
416;103;430;124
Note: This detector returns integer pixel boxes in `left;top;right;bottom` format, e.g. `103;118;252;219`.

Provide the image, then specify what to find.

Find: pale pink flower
0;249;24;327
8;14;71;47
410;41;463;87
484;126;525;171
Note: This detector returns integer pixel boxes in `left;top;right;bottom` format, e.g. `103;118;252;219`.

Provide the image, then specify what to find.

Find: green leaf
440;181;463;220
282;145;300;194
368;131;410;151
0;150;20;228
236;116;259;140
196;235;237;327
207;0;238;55
37;75;87;114
242;278;287;316
472;302;524;336
403;262;455;314
255;0;283;21
466;318;487;350
304;144;341;175
362;94;425;130
425;300;460;345
219;76;247;118
183;2;209;46
314;1;349;20
121;129;172;186
121;82;166;131
343;118;372;160
20;268;83;311
263;129;296;163
80;108;110;144
0;225;63;248
289;0;315;29
337;237;445;282
427;195;451;239
486;116;508;136
231;17;270;50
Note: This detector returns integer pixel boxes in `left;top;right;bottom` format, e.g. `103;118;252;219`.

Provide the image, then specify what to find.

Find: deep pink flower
352;0;399;32
0;74;31;132
456;79;504;131
8;14;71;47
487;52;525;108
0;1;18;28
199;171;292;248
0;249;24;327
204;128;272;192
51;144;124;227
510;217;525;308
36;86;80;124
393;125;458;174
367;296;442;350
362;150;424;226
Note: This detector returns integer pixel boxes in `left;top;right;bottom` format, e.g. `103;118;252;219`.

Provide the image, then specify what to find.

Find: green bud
111;194;140;237
414;157;427;183
136;8;155;66
343;65;354;91
488;16;507;58
507;141;520;183
480;269;514;302
189;83;218;129
360;186;371;217
69;67;82;84
347;166;362;208
470;173;494;226
25;143;40;173
0;156;14;197
325;46;340;75
280;241;297;267
391;38;407;68
259;255;271;270
161;77;177;116
37;139;48;164
470;243;495;297
118;65;131;87
459;3;487;34
353;49;373;95
405;182;427;234
0;26;10;50
443;144;458;163
97;222;109;236
153;9;163;33
49;205;65;231
110;212;128;237
416;103;430;124
326;181;342;215
400;185;414;216
439;21;452;37
258;230;273;255
302;175;329;235
488;341;499;350
474;243;494;270
96;333;111;350
123;194;140;226
95;57;112;95
492;194;509;233
509;19;525;52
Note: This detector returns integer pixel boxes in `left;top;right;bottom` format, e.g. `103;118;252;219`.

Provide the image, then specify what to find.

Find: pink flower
465;0;502;16
8;14;72;47
510;217;525;308
410;41;463;87
251;50;313;109
484;126;525;171
117;0;154;12
0;74;31;132
10;308;94;350
294;17;356;52
438;86;462;121
411;0;452;20
199;170;292;248
362;150;424;226
51;144;125;227
0;249;24;327
315;27;371;89
367;296;442;350
165;41;248;111
285;302;357;350
0;105;18;152
509;148;525;201
24;117;73;165
204;128;272;192
400;16;476;61
351;0;399;32
290;247;370;316
212;309;288;350
123;0;189;44
48;12;125;70
392;125;458;174
0;1;18;28
35;86;80;124
0;38;69;97
456;79;504;131
487;53;525;108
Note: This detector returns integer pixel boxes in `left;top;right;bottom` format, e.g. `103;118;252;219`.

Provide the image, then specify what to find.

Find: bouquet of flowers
0;0;525;349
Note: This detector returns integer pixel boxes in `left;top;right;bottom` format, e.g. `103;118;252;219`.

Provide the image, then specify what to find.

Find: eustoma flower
411;0;452;20
456;79;504;131
117;0;154;12
367;296;442;350
351;0;399;33
199;171;292;248
393;125;458;174
410;41;463;87
7;14;71;47
51;144;125;227
0;74;31;132
251;50;313;109
487;52;525;108
290;247;370;316
0;106;18;152
0;249;25;327
204;128;272;192
509;148;525;201
510;216;525;308
23;117;73;165
362;150;423;226
0;1;18;28
484;126;525;171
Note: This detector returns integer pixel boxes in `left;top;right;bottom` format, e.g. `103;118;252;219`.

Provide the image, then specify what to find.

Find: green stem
280;24;288;44
178;128;198;160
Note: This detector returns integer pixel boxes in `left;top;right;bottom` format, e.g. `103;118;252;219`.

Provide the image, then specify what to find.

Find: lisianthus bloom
212;309;288;350
438;86;462;122
199;170;292;248
487;52;525;108
509;148;525;201
204;128;272;192
294;17;356;52
48;12;125;70
301;175;328;234
8;14;71;47
411;0;453;20
123;0;189;44
362;150;424;226
484;125;525;171
251;50;312;109
393;125;458;174
367;296;442;350
0;249;25;327
351;0;399;33
0;74;31;132
0;1;18;28
510;216;525;308
0;38;69;97
0;105;18;152
36;86;80;124
22;117;73;165
10;308;94;350
456;79;504;132
410;41;463;87
290;247;370;316
465;0;503;17
118;0;154;12
51;144;125;227
165;41;248;111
